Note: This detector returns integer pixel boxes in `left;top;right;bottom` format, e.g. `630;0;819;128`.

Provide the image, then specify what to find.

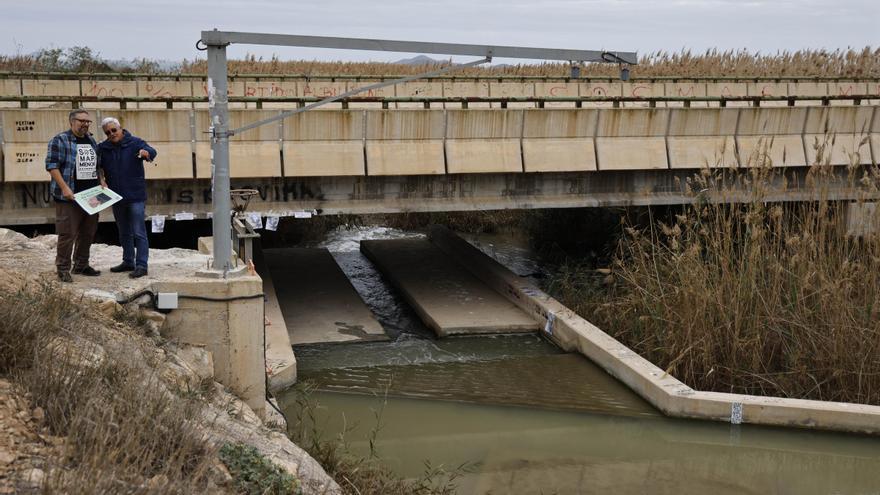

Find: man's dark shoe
110;263;135;273
57;271;73;283
72;266;101;276
129;268;148;279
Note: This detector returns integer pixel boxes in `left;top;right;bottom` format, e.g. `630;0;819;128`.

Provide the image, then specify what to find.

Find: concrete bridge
1;103;878;225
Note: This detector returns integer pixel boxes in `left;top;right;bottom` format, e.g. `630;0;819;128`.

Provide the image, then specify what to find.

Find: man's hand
138;149;151;161
62;186;75;201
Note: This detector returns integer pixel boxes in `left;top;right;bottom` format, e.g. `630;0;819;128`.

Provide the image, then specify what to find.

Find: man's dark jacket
97;130;157;203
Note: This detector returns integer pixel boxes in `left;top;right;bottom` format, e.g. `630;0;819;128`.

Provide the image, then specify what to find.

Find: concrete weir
263;248;387;345
360;238;539;337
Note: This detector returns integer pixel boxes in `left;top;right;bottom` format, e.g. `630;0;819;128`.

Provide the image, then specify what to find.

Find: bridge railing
2;76;879;108
1;106;877;183
1;94;878;110
3;70;880;83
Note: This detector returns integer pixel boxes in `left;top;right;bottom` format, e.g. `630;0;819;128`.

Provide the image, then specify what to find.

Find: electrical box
156;292;179;310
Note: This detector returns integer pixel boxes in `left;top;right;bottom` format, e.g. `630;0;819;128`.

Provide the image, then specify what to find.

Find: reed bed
2;47;879;78
183;48;880;78
547;161;880;406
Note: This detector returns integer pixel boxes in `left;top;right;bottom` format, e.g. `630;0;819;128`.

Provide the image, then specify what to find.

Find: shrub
219;443;301;495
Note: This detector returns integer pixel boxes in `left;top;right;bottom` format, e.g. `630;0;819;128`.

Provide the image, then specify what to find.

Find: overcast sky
1;0;876;65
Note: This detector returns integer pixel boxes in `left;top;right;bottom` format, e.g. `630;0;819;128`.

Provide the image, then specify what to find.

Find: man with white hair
46;109;102;282
97;117;157;279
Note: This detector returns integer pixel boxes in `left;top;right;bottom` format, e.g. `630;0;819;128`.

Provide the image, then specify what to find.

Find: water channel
274;225;880;495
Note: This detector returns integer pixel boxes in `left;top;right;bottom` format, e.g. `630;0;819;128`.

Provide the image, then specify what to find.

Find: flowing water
275;225;880;495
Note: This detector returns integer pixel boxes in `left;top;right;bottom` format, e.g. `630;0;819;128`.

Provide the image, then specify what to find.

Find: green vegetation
0;46;162;73
219;443;301;495
544;165;880;405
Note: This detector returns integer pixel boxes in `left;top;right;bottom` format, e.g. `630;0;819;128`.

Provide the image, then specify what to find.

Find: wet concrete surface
361;238;539;336
264;247;387;345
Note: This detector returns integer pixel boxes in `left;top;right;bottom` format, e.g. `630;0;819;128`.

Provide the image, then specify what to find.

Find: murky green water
276;226;880;494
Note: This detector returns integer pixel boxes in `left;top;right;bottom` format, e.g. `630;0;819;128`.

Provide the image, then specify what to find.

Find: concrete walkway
360;238;539;337
263;248;387;345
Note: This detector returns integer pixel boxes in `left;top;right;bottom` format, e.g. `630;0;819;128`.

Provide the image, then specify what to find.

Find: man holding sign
46;109;102;283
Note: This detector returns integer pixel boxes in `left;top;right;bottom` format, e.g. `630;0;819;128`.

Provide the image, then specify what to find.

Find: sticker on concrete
207;77;215;108
543;311;555;335
174;212;194;221
151;215;166;233
265;216;280;231
247;212;263;229
730;402;743;425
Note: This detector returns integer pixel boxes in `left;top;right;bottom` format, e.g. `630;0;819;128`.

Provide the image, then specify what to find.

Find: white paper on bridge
74;186;122;215
247;212;263;230
151;215;166;233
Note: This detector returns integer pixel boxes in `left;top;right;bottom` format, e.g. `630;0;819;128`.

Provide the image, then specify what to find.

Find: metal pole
207;43;232;273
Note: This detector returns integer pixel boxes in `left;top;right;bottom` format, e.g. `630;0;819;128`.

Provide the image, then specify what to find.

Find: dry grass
2;47;879;78
180;48;880;78
546;161;880;405
0;281;232;494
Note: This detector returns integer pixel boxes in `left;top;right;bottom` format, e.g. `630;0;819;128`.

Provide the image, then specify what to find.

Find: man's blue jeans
112;201;148;269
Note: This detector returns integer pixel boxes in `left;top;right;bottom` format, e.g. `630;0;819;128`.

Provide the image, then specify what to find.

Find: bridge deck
1;105;879;225
361;238;539;337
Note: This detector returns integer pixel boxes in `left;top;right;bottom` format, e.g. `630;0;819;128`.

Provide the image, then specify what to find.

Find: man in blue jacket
98;117;157;279
46;109;102;282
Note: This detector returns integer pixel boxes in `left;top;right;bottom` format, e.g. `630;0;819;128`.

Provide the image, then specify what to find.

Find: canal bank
0;228;340;494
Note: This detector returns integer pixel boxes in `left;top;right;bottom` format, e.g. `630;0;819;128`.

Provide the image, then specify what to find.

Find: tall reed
2;47;879;78
548;158;880;405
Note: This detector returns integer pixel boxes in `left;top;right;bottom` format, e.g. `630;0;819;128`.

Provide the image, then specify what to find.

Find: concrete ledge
261;266;298;393
428;225;880;435
737;135;807;167
522;138;596;172
668;136;737;169
596;137;668;170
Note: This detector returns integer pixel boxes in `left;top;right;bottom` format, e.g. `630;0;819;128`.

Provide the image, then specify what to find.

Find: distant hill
392;55;447;65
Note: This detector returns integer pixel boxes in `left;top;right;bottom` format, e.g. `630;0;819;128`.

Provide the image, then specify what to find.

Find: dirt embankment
0;228;340;494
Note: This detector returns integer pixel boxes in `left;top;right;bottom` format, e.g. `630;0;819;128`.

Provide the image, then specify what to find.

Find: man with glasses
98;117;157;279
46;109;102;282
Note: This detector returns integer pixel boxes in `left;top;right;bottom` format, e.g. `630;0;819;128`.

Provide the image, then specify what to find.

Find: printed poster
73;185;122;215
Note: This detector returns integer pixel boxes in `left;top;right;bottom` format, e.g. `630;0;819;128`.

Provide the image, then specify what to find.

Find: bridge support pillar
153;268;266;417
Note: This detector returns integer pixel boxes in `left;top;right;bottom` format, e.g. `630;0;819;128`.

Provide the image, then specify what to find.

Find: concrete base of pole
153;273;267;417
